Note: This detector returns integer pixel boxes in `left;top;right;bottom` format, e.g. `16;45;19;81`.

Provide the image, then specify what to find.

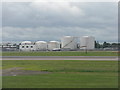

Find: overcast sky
1;1;118;43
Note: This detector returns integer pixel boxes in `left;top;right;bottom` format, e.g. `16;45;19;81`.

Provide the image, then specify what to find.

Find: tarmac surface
1;56;119;61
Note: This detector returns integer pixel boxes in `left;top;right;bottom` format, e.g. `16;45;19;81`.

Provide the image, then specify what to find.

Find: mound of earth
2;67;51;76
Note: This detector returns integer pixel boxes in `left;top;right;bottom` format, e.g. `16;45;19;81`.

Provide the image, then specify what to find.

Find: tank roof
21;41;32;44
49;41;60;43
36;41;47;43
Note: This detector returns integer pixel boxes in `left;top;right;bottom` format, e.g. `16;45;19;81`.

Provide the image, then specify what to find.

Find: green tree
95;41;101;48
103;42;111;48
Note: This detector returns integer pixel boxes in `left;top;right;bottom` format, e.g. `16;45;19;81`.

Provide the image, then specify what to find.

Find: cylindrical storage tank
61;36;77;50
80;36;95;50
48;41;60;50
20;41;36;51
35;41;47;51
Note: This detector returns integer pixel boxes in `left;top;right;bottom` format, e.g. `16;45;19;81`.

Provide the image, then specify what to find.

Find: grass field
2;60;118;88
2;51;118;56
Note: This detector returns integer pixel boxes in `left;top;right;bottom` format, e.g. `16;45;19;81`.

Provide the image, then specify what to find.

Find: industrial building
19;36;95;51
35;41;47;51
2;36;119;51
80;36;95;50
48;41;60;51
19;41;36;51
61;36;77;50
0;43;19;51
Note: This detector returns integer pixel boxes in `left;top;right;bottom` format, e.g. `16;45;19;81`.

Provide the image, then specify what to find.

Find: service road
1;56;119;61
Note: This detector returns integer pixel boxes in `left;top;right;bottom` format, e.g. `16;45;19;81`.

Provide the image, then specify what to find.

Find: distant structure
80;36;95;50
35;41;47;51
61;36;77;50
19;41;36;51
48;41;60;51
0;43;18;51
1;36;96;51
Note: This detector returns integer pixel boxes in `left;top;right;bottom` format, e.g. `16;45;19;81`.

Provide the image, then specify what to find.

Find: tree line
95;41;120;49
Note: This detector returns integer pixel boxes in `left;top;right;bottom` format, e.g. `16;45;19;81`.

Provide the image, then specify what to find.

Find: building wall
19;44;36;51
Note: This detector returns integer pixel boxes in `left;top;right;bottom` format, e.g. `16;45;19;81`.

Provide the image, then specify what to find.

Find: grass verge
2;60;118;88
2;51;118;56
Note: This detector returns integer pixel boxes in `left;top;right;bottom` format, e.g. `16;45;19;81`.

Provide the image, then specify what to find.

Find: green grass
2;51;118;56
3;72;118;88
2;60;118;88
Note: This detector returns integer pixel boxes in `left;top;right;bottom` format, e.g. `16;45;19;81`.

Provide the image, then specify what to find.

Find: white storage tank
48;41;60;50
61;36;77;50
80;36;95;50
20;41;36;51
35;41;47;51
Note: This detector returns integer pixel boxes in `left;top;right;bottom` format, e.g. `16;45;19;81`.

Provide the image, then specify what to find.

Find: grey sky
2;2;118;43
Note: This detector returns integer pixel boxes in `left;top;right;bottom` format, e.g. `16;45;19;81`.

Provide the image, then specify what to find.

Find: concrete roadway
1;56;119;61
